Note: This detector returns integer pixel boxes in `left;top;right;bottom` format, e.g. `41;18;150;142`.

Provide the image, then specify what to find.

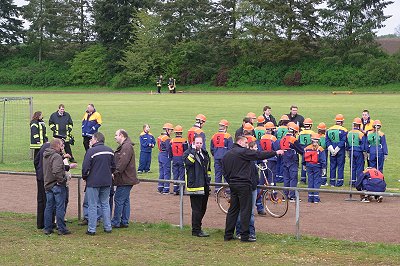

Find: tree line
0;0;399;88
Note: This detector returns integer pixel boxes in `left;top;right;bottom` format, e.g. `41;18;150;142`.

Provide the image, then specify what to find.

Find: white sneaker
377;196;383;203
361;197;370;203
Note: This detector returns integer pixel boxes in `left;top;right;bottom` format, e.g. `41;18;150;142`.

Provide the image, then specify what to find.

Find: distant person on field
112;129;139;229
30;111;48;161
168;77;176;93
82;132;115;235
138;124;156;173
82;103;102;151
356;167;386;203
49;104;76;163
156;75;163;94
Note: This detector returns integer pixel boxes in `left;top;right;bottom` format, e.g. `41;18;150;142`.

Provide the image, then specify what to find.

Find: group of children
137;110;388;204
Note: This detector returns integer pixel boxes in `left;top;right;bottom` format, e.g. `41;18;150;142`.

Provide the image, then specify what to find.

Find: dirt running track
1;174;399;244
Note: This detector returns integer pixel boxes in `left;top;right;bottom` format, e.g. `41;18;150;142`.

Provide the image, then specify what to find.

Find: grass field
0;90;399;189
0;212;399;265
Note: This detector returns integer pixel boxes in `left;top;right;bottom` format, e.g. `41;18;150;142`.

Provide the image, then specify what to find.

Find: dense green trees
0;0;398;87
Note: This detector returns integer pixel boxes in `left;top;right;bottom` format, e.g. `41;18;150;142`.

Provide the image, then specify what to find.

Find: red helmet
219;119;229;127
163;123;173;130
196;114;206;122
288;122;299;132
174;125;183;132
243;123;254;131
317;122;326;130
257;116;265;123
335;114;344;122
353;117;362;125
264;122;275;130
304;118;313;125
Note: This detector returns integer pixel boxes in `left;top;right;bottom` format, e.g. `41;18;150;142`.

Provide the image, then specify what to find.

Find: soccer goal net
0;97;33;163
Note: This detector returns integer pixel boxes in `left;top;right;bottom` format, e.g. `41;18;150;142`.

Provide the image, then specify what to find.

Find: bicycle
216;161;288;218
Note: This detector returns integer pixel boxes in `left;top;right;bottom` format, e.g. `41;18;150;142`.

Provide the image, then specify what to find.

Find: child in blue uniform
346;118;366;185
171;125;189;195
326;114;348;187
138;124;156;173
157;123;173;194
303;133;326;203
210;119;233;193
366;120;388;173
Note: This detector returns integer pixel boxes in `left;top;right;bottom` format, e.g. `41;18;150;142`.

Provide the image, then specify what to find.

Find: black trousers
190;187;209;234
224;183;253;240
83;136;91;151
37;179;46;229
64;142;74;160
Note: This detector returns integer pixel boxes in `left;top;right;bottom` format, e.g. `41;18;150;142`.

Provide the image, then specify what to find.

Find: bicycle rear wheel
216;187;230;214
263;189;288;218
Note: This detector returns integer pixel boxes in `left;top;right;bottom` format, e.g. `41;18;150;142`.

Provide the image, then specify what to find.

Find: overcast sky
13;0;400;36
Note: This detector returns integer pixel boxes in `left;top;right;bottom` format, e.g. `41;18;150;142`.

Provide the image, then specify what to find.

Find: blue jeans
112;185;133;227
83;186;114;220
236;189;257;236
44;185;67;232
86;186;112;233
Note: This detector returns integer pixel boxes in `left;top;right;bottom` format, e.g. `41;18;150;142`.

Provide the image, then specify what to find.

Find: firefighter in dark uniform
183;136;211;237
30;111;48;161
156;75;163;93
49;104;76;162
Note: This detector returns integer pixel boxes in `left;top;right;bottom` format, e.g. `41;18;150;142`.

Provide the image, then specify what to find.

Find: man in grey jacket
112;129;140;228
43;138;76;235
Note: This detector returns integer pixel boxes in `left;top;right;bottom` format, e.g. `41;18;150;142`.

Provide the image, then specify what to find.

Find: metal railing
1;171;399;239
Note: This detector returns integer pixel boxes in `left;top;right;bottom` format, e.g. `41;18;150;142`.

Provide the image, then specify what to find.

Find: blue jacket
139;131;156;153
82;142;115;187
82;110;102;137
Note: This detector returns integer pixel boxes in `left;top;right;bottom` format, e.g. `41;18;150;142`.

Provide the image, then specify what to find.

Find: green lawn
0;90;399;189
0;212;399;265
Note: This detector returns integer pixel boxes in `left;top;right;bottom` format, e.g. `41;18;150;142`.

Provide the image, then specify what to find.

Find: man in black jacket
223;136;284;242
183;136;211;237
49;104;76;162
262;105;277;126
286;105;305;129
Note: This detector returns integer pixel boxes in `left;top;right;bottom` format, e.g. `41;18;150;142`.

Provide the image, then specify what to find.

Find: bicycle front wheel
263;189;288;218
216;187;230;214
